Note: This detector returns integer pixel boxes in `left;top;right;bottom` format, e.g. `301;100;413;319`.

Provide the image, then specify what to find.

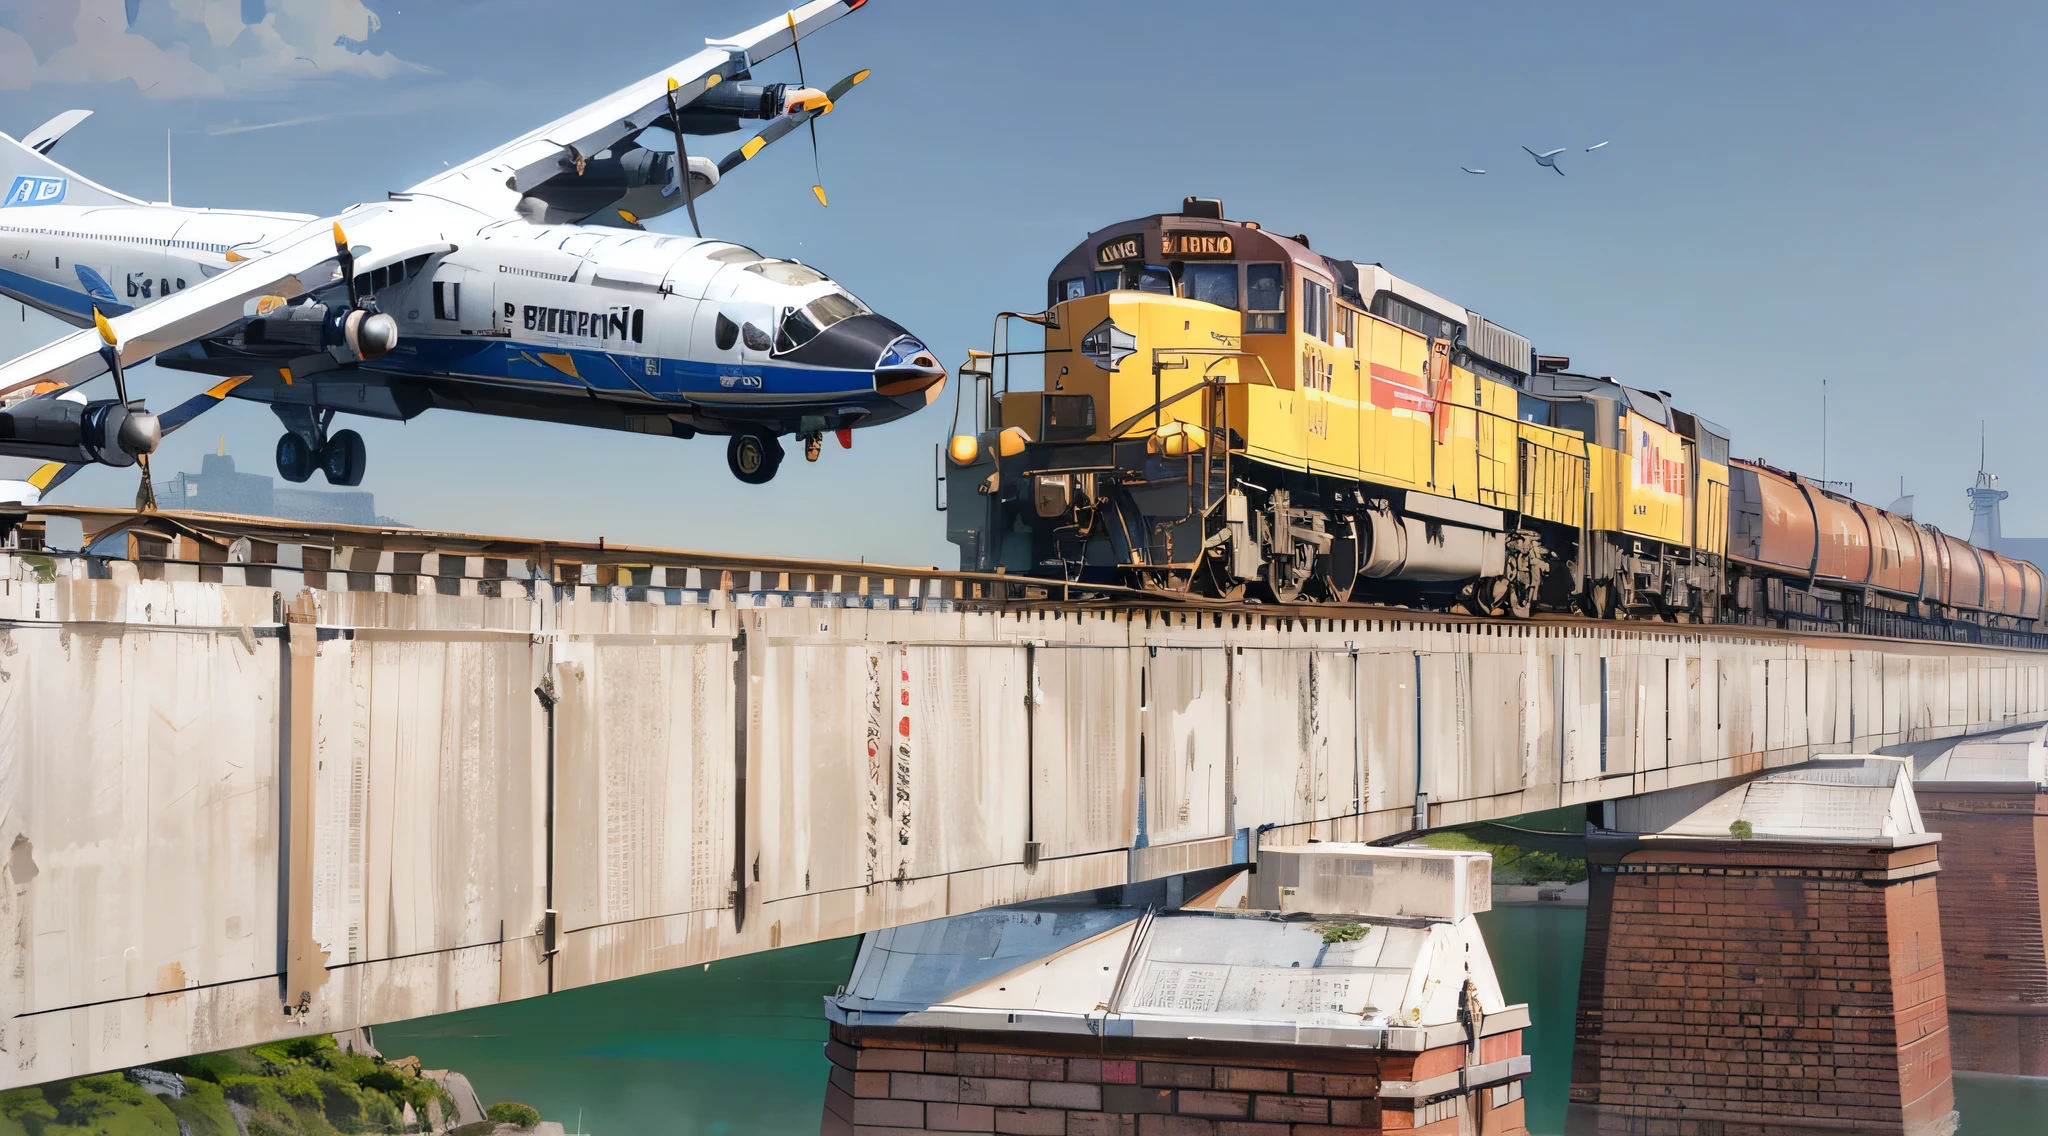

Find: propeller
333;222;359;309
717;68;869;177
786;9;828;207
663;76;706;238
91;307;161;510
23;375;250;503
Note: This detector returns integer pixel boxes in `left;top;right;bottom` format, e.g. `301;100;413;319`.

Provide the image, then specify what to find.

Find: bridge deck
1;506;2041;1088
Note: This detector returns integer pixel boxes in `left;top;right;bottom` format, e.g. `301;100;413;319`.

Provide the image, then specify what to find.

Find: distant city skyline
0;0;2040;565
160;440;396;527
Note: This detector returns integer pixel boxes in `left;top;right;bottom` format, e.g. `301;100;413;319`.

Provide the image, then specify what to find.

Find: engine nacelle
518;147;718;225
0;393;158;467
243;302;398;363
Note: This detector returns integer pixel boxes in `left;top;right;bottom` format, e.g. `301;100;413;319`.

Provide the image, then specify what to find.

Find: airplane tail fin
0;131;147;209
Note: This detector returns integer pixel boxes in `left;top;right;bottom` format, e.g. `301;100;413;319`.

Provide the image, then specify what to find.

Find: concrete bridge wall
1;546;2043;1088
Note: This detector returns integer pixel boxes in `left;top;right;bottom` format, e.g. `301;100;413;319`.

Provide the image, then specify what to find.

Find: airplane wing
407;0;868;219
0;205;432;399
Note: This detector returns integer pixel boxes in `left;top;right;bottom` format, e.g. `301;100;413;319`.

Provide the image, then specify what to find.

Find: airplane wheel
727;430;784;484
276;432;316;483
322;429;367;486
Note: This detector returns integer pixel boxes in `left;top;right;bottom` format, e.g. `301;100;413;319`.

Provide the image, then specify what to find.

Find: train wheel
1589;580;1618;620
1317;518;1361;602
1141;569;1194;595
1509;580;1534;620
1264;549;1312;603
1194;554;1246;602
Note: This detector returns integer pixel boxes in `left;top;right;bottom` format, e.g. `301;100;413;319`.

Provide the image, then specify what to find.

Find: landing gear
322;429;366;487
727;429;784;484
273;408;366;486
276;432;317;483
802;431;823;463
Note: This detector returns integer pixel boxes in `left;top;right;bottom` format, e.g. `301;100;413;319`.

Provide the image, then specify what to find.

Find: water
373;937;857;1135
375;912;2048;1135
1476;903;1585;1134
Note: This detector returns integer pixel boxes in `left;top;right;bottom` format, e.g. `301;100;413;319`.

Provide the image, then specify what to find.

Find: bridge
1;505;2041;1099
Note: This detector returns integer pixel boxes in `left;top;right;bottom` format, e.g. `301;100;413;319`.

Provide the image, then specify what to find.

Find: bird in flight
1461;167;1486;174
1586;140;1610;151
1523;145;1567;175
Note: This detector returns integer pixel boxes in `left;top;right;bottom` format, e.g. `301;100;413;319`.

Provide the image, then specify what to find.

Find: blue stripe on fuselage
383;335;876;401
0;266;130;318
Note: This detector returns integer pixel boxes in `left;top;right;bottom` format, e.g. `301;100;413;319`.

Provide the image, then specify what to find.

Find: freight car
938;198;2045;646
1728;460;2044;643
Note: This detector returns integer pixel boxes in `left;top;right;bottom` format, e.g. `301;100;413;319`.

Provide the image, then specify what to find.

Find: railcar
938;198;2046;645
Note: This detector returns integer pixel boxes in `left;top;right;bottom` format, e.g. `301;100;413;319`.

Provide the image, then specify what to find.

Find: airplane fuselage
0;197;944;458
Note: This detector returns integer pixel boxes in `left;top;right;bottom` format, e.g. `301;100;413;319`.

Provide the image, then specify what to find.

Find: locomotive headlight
948;434;980;465
997;426;1032;457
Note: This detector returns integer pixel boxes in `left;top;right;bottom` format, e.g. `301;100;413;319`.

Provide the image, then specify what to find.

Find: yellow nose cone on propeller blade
92;307;117;346
812;185;828;207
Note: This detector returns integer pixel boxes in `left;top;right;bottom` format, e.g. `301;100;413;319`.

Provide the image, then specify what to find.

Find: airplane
1586;140;1610;151
0;0;945;494
1460;167;1486;175
1522;146;1567;175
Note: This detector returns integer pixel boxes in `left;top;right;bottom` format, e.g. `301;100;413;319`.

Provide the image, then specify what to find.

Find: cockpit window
742;322;772;352
747;259;830;286
701;243;764;264
1136;267;1174;294
776;290;870;354
1182;263;1238;310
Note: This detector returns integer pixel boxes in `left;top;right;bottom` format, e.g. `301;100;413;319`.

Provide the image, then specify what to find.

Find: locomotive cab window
1302;278;1332;343
1246;263;1286;333
1182;262;1238;310
1136;266;1174;294
1093;270;1120;294
1055;277;1086;304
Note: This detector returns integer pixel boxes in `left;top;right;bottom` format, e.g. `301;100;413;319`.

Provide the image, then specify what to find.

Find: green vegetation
1317;921;1370;944
1729;819;1754;839
486;1103;541;1126
1424;830;1589;884
0;1035;479;1136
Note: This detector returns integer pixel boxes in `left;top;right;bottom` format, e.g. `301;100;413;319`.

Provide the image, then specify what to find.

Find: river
375;907;2046;1134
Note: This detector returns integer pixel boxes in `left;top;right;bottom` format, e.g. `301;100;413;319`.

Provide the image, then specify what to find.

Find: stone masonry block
925;1102;997;1131
893;1072;963;1103
1291;1073;1377;1097
1136;1117;1218;1136
1030;1081;1104;1110
1174;1090;1249;1118
1065;1113;1138;1136
1250;1095;1329;1124
850;1096;925;1128
994;1107;1068;1135
961;1078;1032;1107
1101;1085;1175;1114
1211;1069;1287;1093
1140;1064;1213;1089
858;1047;927;1073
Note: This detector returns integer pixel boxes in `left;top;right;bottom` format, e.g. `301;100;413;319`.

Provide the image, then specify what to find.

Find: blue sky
1;0;2041;563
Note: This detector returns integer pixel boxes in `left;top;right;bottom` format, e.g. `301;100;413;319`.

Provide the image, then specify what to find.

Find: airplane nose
773;313;946;397
874;334;945;398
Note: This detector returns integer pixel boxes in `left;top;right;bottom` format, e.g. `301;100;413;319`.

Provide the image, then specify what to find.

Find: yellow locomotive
941;197;1729;618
